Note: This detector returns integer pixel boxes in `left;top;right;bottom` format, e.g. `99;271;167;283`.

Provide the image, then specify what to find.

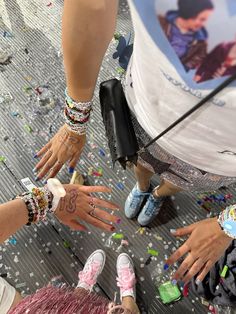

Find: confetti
0;156;6;162
220;265;228;278
147;248;159;257
24;124;33;133
116;182;125;190
112;233;124;240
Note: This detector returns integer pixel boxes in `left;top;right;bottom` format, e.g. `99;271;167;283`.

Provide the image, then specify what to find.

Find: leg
8;290;23;312
154;179;182;197
125;163;153;219
137;179;182;226
134;162;153;192
121;296;140;314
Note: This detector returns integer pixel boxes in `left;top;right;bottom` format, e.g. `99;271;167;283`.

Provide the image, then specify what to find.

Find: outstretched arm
34;0;118;180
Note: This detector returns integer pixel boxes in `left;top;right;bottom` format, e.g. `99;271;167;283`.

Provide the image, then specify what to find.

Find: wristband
47;178;66;211
218;204;236;239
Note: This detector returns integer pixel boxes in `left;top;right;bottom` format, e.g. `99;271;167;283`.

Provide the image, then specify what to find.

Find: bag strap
140;73;236;153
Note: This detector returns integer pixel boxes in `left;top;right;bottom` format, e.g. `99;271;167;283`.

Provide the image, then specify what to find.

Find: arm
34;0;118;180
63;0;119;101
0;184;119;244
0;199;28;243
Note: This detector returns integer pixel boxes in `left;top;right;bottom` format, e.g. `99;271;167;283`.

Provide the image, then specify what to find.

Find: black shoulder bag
99;74;236;169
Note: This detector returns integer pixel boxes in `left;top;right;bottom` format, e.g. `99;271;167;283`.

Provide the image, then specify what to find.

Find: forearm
62;0;118;101
0;199;28;243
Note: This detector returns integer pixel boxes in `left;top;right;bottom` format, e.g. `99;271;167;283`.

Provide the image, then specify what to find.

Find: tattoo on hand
59;188;78;213
67;189;78;213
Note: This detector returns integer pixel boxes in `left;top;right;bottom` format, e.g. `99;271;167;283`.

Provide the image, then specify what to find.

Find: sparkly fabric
123;70;236;192
9;286;110;314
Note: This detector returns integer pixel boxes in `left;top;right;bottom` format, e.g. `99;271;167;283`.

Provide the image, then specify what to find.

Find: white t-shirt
127;0;236;177
0;277;16;313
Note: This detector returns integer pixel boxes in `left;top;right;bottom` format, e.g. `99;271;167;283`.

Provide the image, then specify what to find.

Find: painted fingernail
110;226;115;231
35;176;40;182
171;279;177;286
170;229;176;233
33;154;38;158
116;218;121;224
42;179;47;185
163;263;169;271
33;168;37;173
68;167;74;174
195;279;201;286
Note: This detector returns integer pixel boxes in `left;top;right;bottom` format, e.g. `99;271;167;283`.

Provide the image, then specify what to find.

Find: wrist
217;205;236;240
64;88;93;135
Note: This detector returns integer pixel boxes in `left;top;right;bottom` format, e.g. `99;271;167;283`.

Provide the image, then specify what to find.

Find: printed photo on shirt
155;0;236;83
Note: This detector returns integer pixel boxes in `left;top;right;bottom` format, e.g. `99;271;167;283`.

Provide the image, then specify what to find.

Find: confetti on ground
24;124;33;133
112;233;124;240
147;248;159;257
0;156;6;162
116;182;125;190
220;265;228;278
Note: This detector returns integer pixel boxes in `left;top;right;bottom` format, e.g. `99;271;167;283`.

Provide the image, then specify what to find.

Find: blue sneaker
124;183;150;219
137;191;164;226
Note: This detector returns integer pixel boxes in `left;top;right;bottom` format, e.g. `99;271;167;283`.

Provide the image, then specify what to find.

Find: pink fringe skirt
8;286;132;314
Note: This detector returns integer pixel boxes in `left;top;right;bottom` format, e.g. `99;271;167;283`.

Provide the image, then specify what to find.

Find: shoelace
130;190;149;208
78;260;101;288
144;194;163;216
116;266;136;294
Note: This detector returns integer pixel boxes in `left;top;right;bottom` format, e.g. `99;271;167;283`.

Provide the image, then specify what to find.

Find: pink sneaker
116;253;136;301
77;249;106;291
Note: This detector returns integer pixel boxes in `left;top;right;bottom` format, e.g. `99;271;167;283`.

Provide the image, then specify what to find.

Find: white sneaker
77;249;106;291
116;253;136;301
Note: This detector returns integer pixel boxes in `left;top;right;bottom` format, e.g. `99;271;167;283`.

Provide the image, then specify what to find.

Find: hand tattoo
66;189;78;213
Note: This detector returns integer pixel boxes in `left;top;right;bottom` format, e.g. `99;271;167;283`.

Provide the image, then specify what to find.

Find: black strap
141;73;236;152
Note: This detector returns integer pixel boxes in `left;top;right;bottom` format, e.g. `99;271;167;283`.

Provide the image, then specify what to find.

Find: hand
34;124;86;180
55;184;121;232
166;217;232;285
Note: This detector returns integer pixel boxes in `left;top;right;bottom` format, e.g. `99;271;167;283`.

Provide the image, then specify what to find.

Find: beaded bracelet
64;89;93;135
218;204;236;239
16;186;53;225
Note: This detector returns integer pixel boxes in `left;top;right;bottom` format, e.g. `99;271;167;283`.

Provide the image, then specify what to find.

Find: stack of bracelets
16;187;54;225
64;88;93;135
218;204;236;239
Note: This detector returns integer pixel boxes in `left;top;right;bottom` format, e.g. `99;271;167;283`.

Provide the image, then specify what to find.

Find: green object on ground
24;124;33;133
158;281;182;304
147;248;159;256
0;156;6;162
63;240;70;248
112;233;124;240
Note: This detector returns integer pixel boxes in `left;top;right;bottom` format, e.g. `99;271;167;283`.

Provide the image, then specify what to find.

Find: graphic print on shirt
132;0;236;88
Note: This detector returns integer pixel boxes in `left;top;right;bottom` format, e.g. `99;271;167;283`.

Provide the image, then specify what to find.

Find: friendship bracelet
65;88;93;112
218;204;236;239
64;89;93;135
16;186;53;225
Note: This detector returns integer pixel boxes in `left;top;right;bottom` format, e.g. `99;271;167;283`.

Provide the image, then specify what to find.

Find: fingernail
68;167;74;174
42;179;47;185
33;168;37;173
195;279;201;286
33;154;38;158
116;218;121;224
163;263;169;271
171;279;177;286
35;176;40;182
170;229;176;233
110;226;115;231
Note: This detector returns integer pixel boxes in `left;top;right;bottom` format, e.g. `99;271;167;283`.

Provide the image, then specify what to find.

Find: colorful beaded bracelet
218;204;236;239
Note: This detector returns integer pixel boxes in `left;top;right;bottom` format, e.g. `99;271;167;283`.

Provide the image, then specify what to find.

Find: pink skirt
9;286;132;314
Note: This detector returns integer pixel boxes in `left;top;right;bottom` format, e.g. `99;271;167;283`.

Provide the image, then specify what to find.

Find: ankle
137;183;150;192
